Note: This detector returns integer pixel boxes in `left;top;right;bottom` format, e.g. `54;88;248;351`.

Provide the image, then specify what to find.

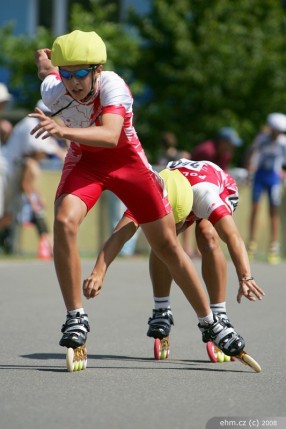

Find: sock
154;296;171;310
198;312;214;326
210;302;227;318
67;308;85;317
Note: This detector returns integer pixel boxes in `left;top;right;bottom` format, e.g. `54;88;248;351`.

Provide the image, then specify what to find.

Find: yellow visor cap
51;30;107;66
159;169;193;223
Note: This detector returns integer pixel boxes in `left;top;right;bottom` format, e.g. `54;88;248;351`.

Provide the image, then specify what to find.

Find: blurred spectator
157;131;190;166
0;119;13;146
0;83;13;145
191;127;242;170
0;100;66;255
16;148;54;259
246;113;286;264
0;83;13;236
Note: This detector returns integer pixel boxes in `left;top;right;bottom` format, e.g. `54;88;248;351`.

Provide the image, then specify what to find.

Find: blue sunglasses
59;66;97;80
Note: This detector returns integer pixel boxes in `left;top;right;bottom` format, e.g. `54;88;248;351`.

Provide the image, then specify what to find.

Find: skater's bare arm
83;215;138;299
35;49;58;80
215;216;265;303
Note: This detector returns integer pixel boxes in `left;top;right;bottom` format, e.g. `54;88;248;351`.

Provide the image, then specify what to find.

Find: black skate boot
198;314;245;357
59;312;90;349
147;308;174;339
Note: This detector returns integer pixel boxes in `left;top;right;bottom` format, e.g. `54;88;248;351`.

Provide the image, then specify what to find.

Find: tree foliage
128;0;286;162
1;0;286;163
0;25;54;109
0;0;140;110
69;0;141;92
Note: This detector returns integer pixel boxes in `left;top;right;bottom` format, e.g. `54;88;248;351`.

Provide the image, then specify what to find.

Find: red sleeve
48;71;61;81
208;207;231;225
102;105;126;117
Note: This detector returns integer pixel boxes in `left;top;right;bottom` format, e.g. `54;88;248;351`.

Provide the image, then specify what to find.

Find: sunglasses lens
59;69;91;79
59;70;71;79
74;69;90;79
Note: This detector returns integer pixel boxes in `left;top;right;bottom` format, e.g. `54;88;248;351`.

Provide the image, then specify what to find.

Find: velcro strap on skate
213;326;235;345
61;316;90;333
149;309;174;325
149;316;174;326
219;334;241;352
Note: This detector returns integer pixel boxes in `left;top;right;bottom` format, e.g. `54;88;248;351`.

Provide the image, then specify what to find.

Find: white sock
210;302;227;318
154;296;171;310
67;308;85;317
198;312;214;326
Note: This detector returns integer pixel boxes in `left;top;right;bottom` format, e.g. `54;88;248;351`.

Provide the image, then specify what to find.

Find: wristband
239;276;254;283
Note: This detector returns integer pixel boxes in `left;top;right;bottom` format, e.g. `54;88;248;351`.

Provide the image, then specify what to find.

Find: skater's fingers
90;286;102;298
248;282;265;300
244;288;257;301
83;277;102;299
237;285;257;302
236;286;244;303
238;277;265;302
83;278;94;298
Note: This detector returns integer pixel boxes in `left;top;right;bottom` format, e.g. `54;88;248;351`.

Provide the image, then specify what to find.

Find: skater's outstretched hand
29;108;67;140
237;277;265;303
83;215;138;300
83;271;104;299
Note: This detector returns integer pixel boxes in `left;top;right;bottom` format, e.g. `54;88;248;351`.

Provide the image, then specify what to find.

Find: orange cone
37;236;52;260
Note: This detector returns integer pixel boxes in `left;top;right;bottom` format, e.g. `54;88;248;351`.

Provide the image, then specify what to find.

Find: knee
54;209;79;238
152;235;182;263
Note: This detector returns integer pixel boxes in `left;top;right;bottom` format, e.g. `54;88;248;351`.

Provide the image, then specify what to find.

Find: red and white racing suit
40;71;171;224
166;158;239;226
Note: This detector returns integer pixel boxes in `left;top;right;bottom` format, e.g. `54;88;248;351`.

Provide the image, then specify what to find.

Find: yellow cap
51;30;107;66
159;169;193;223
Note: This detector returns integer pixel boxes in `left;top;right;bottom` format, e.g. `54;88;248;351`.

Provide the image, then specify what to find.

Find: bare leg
269;205;280;244
248;201;259;243
53;194;87;311
195;220;227;304
141;213;210;317
149;249;173;297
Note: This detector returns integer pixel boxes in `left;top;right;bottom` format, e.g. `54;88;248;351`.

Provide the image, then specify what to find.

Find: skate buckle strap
61;315;90;333
149;308;174;326
200;317;233;342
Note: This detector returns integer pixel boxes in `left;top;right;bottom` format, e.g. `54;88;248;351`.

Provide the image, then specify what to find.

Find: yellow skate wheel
160;338;170;360
224;354;231;362
160;349;168;360
74;360;80;371
82;359;87;370
66;348;75;372
217;351;225;363
240;352;262;373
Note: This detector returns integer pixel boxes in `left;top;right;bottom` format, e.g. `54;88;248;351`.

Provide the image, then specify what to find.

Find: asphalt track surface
0;257;285;429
